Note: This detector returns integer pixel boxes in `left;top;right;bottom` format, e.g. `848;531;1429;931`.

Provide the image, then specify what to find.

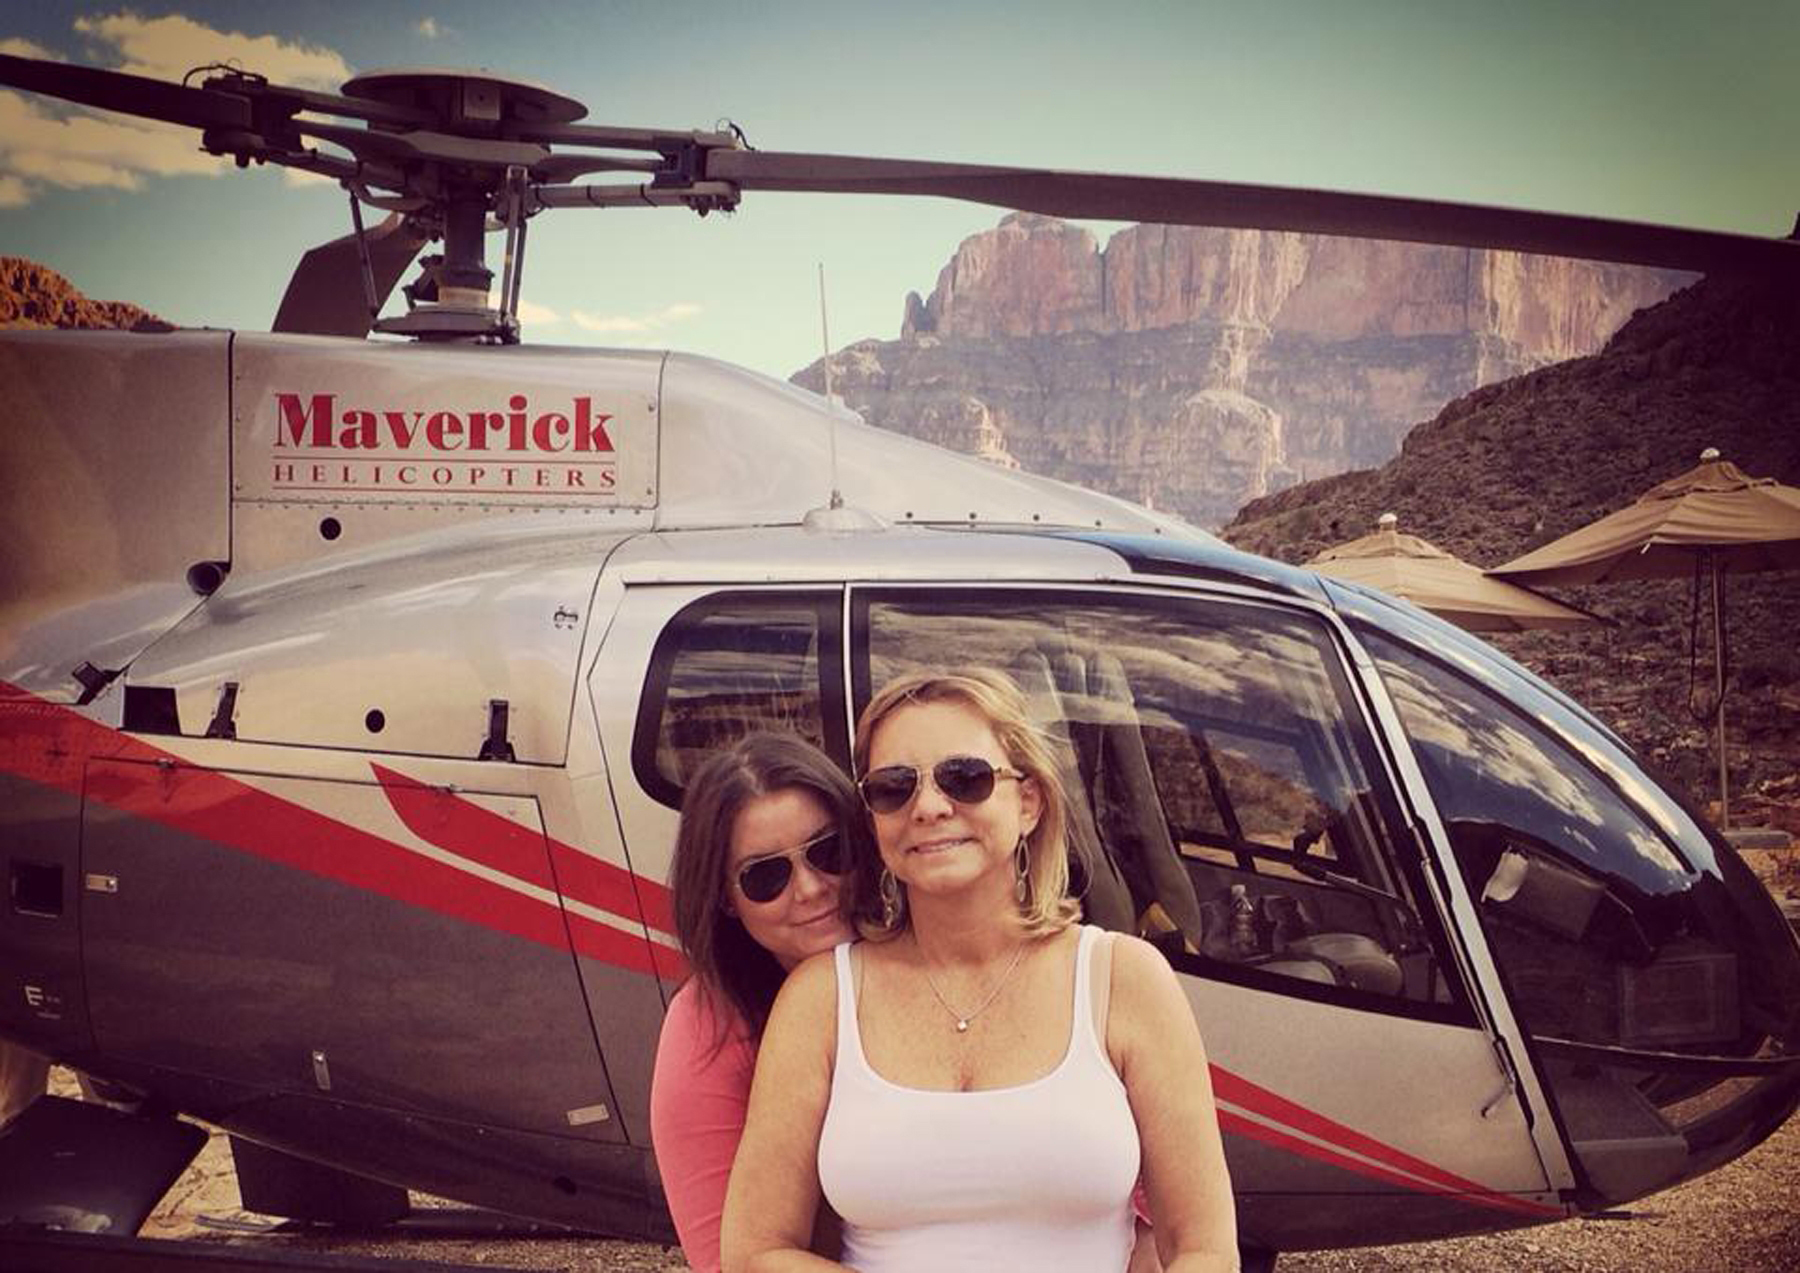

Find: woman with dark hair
651;732;861;1273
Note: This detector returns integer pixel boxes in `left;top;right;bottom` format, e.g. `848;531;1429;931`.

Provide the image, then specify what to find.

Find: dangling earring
879;868;905;928
1014;835;1031;906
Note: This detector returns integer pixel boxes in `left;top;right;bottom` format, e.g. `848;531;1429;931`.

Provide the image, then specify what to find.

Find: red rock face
907;215;1105;338
817;216;1689;527
0;257;166;330
1101;225;1311;333
907;216;1684;358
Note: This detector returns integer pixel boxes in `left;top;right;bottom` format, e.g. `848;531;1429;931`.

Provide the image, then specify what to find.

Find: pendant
956;1019;969;1033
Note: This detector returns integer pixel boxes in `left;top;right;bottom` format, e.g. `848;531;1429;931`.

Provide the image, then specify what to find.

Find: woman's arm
649;983;757;1273
720;952;850;1273
1109;935;1240;1273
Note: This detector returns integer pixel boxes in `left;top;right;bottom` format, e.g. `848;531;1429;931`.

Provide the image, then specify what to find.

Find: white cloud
0;37;57;59
0;15;353;206
484;293;560;325
0;88;226;194
416;18;442;39
571;302;702;335
72;12;351;88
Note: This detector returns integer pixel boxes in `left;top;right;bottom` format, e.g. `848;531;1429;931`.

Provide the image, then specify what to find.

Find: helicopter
1;49;1799;1271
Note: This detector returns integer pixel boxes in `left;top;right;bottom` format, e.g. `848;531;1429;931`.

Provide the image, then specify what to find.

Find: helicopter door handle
1481;1036;1522;1119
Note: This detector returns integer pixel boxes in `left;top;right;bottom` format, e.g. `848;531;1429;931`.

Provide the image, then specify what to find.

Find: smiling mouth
909;837;971;855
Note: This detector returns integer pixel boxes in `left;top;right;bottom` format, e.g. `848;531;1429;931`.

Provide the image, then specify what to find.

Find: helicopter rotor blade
0;52;253;131
708;150;1800;279
274;213;434;338
0;53;443;131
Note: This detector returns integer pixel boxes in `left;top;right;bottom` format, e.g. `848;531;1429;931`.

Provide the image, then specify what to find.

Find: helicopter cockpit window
633;591;846;808
1362;628;1800;1201
857;589;1464;1020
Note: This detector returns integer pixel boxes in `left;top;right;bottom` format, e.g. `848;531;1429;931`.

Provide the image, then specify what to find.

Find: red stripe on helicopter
370;763;676;936
373;763;554;889
1212;1068;1563;1218
0;683;674;978
1214;1107;1560;1219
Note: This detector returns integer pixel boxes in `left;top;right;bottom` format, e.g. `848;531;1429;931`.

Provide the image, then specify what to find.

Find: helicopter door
79;760;623;1141
850;586;1561;1241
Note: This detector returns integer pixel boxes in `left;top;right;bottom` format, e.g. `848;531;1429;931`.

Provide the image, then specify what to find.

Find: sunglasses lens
934;756;999;803
804;832;846;876
737;856;793;904
860;767;919;814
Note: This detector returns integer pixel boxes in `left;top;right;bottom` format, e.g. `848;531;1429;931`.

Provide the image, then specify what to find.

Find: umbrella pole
1713;555;1729;830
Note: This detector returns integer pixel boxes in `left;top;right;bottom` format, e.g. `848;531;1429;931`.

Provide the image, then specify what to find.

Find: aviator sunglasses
858;755;1026;815
734;830;847;905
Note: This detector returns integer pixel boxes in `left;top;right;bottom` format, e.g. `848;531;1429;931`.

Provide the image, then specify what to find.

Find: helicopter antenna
800;264;883;533
818;263;844;511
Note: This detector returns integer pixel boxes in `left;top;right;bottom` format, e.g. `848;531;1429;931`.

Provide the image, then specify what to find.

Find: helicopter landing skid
0;1094;207;1240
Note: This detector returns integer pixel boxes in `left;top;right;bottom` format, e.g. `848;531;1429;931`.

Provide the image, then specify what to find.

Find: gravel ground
176;1109;1800;1273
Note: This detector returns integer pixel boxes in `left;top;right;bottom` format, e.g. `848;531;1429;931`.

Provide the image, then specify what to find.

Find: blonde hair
852;668;1080;937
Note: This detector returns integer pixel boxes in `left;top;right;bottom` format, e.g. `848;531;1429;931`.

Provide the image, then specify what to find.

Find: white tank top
818;925;1140;1273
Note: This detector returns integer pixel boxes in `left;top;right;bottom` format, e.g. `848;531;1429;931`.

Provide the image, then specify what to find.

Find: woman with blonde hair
722;669;1237;1272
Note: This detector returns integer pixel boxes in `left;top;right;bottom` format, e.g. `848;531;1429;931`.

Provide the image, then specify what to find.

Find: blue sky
2;1;1795;377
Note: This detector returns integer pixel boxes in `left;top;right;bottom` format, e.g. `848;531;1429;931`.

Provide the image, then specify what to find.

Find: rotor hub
341;68;586;133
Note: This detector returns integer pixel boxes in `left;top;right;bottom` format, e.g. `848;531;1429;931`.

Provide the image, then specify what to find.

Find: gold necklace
918;939;1029;1033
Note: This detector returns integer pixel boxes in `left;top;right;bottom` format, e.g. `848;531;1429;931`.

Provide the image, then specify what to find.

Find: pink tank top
818;925;1139;1272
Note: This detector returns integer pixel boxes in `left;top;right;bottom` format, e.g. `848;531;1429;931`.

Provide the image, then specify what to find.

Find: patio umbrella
1308;514;1598;633
1492;448;1800;826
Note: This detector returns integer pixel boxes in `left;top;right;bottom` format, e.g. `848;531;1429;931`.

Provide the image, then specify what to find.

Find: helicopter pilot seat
1008;646;1134;934
1009;638;1207;950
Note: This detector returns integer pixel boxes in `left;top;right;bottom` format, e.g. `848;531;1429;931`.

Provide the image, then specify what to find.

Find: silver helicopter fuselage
1;327;1795;1250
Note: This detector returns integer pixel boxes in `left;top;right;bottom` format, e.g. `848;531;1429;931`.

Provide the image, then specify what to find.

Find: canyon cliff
0;257;165;331
795;216;1688;526
1225;274;1800;807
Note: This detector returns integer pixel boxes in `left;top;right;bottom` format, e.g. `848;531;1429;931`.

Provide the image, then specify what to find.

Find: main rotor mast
286;68;742;343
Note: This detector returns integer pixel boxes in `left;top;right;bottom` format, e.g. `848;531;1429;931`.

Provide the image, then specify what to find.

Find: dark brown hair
670;732;861;1042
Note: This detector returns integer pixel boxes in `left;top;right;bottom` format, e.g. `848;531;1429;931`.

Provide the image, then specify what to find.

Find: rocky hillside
1225;274;1800;813
0;257;166;330
796;216;1686;526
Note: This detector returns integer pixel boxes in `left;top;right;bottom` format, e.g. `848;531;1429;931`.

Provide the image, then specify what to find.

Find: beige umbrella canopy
1491;451;1800;584
1492;449;1800;827
1308;514;1597;633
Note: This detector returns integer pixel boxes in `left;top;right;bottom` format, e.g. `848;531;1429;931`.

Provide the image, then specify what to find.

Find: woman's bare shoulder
767;945;844;1028
1107;931;1176;983
1105;933;1196;1026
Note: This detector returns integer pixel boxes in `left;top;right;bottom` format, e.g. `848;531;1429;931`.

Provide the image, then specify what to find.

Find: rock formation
0;257;167;331
796;216;1688;526
1225;274;1800;801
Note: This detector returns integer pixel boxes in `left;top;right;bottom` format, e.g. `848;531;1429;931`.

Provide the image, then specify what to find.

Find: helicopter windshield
1358;624;1800;1205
